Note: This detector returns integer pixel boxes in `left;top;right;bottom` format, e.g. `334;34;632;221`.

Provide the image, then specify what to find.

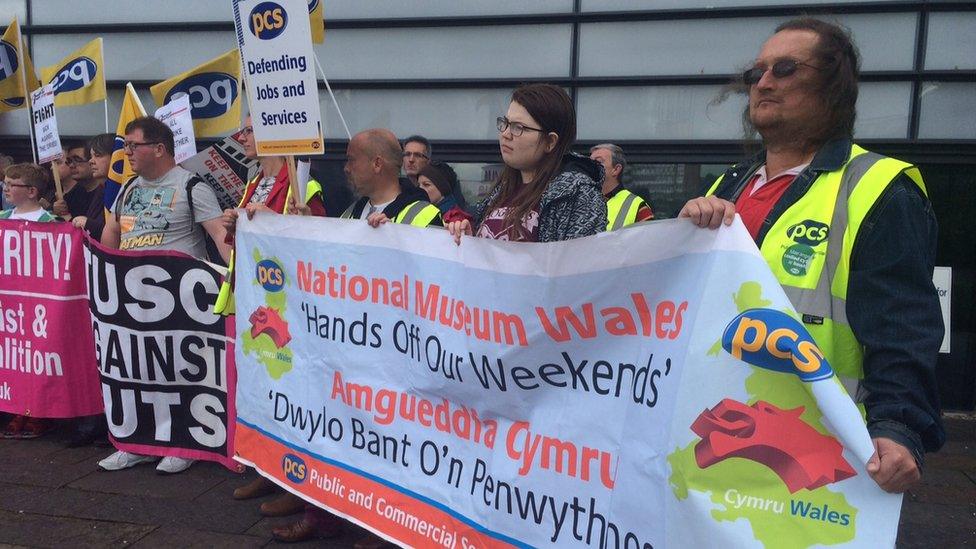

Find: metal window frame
9;0;975;164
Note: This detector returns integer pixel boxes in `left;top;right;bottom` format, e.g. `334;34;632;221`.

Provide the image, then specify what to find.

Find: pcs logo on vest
786;220;829;247
282;453;307;483
249;2;288;39
256;258;285;292
782;220;829;276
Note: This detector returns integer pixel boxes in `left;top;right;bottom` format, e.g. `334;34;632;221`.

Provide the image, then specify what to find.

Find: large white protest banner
232;0;323;155
30;83;62;164
155;94;197;164
233;216;901;548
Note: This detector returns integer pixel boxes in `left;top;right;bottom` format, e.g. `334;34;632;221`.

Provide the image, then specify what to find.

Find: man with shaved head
339;128;442;227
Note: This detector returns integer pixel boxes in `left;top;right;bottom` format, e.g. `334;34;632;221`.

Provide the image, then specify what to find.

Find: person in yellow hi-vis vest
215;115;326;317
217;116;329;519
679;18;944;494
590;143;654;230
271;128;441;545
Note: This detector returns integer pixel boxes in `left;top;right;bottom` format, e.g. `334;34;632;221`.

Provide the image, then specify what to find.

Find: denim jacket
711;138;946;465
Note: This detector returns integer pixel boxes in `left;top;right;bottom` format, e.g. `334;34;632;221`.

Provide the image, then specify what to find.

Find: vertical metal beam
570;0;582;107
908;9;928;140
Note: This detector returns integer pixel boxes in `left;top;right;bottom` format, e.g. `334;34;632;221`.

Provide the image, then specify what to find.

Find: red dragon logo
248;305;292;348
691;399;856;493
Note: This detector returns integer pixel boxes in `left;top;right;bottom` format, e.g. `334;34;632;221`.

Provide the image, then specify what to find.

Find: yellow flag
150;49;242;138
309;0;324;44
40;37;107;107
0;18;39;112
104;83;147;210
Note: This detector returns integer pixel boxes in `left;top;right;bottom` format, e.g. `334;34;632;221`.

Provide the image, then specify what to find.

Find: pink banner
0;220;102;418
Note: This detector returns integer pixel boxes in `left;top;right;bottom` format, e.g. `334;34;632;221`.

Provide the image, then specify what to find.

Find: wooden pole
51;158;64;200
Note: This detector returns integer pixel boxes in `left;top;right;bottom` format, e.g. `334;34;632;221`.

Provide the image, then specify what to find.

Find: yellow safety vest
707;144;926;387
214;177;325;316
606;188;648;231
339;200;441;228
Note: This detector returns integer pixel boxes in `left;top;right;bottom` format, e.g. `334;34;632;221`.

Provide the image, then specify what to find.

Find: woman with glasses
447;83;606;243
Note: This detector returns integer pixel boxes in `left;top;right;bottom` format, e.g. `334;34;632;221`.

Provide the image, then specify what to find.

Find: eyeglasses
239;126;254;137
402;151;428;160
742;59;822;85
65;156;88;165
122;141;160;152
496;116;544;137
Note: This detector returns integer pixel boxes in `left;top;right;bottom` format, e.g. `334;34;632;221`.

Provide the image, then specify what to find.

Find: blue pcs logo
282;453;307;483
256;259;285;292
249;2;288;39
721;308;833;382
50;57;97;94
0;40;20;80
307;0;319;12
164;72;238;118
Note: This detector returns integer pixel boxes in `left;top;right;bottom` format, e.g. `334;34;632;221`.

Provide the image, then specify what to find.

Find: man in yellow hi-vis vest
679;18;944;494
590;143;653;230
340;128;443;229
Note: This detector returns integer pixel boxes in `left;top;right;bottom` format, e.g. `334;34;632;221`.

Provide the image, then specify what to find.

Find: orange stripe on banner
235;423;516;549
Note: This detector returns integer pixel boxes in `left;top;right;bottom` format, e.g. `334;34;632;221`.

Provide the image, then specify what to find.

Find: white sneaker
156;456;195;475
98;450;159;471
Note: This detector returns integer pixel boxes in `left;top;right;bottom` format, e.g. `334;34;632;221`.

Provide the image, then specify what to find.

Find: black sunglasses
742;59;821;85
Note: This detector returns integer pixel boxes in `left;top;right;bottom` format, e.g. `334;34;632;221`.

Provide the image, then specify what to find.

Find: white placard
933;266;951;353
30;83;63;164
155;94;197;165
233;0;323;156
296;158;310;203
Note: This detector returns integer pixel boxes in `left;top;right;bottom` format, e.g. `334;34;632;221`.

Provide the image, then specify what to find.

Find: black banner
85;241;237;468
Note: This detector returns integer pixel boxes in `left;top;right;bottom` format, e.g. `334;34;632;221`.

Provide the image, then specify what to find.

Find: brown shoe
354;532;396;549
260;493;305;517
272;518;317;543
233;476;277;500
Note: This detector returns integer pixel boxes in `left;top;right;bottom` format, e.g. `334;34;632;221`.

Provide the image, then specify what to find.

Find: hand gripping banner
85;239;238;470
233;214;902;548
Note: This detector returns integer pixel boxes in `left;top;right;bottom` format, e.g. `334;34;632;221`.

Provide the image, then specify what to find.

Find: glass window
316;25;573;80
576;85;748;140
854;82;912;139
320;89;514;141
1;1;27;24
44;87;156;136
578;13;916;76
582;0;891;10
30;1;234;23
925;13;976;70
32;32;238;81
323;0;571;19
918;82;976;140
